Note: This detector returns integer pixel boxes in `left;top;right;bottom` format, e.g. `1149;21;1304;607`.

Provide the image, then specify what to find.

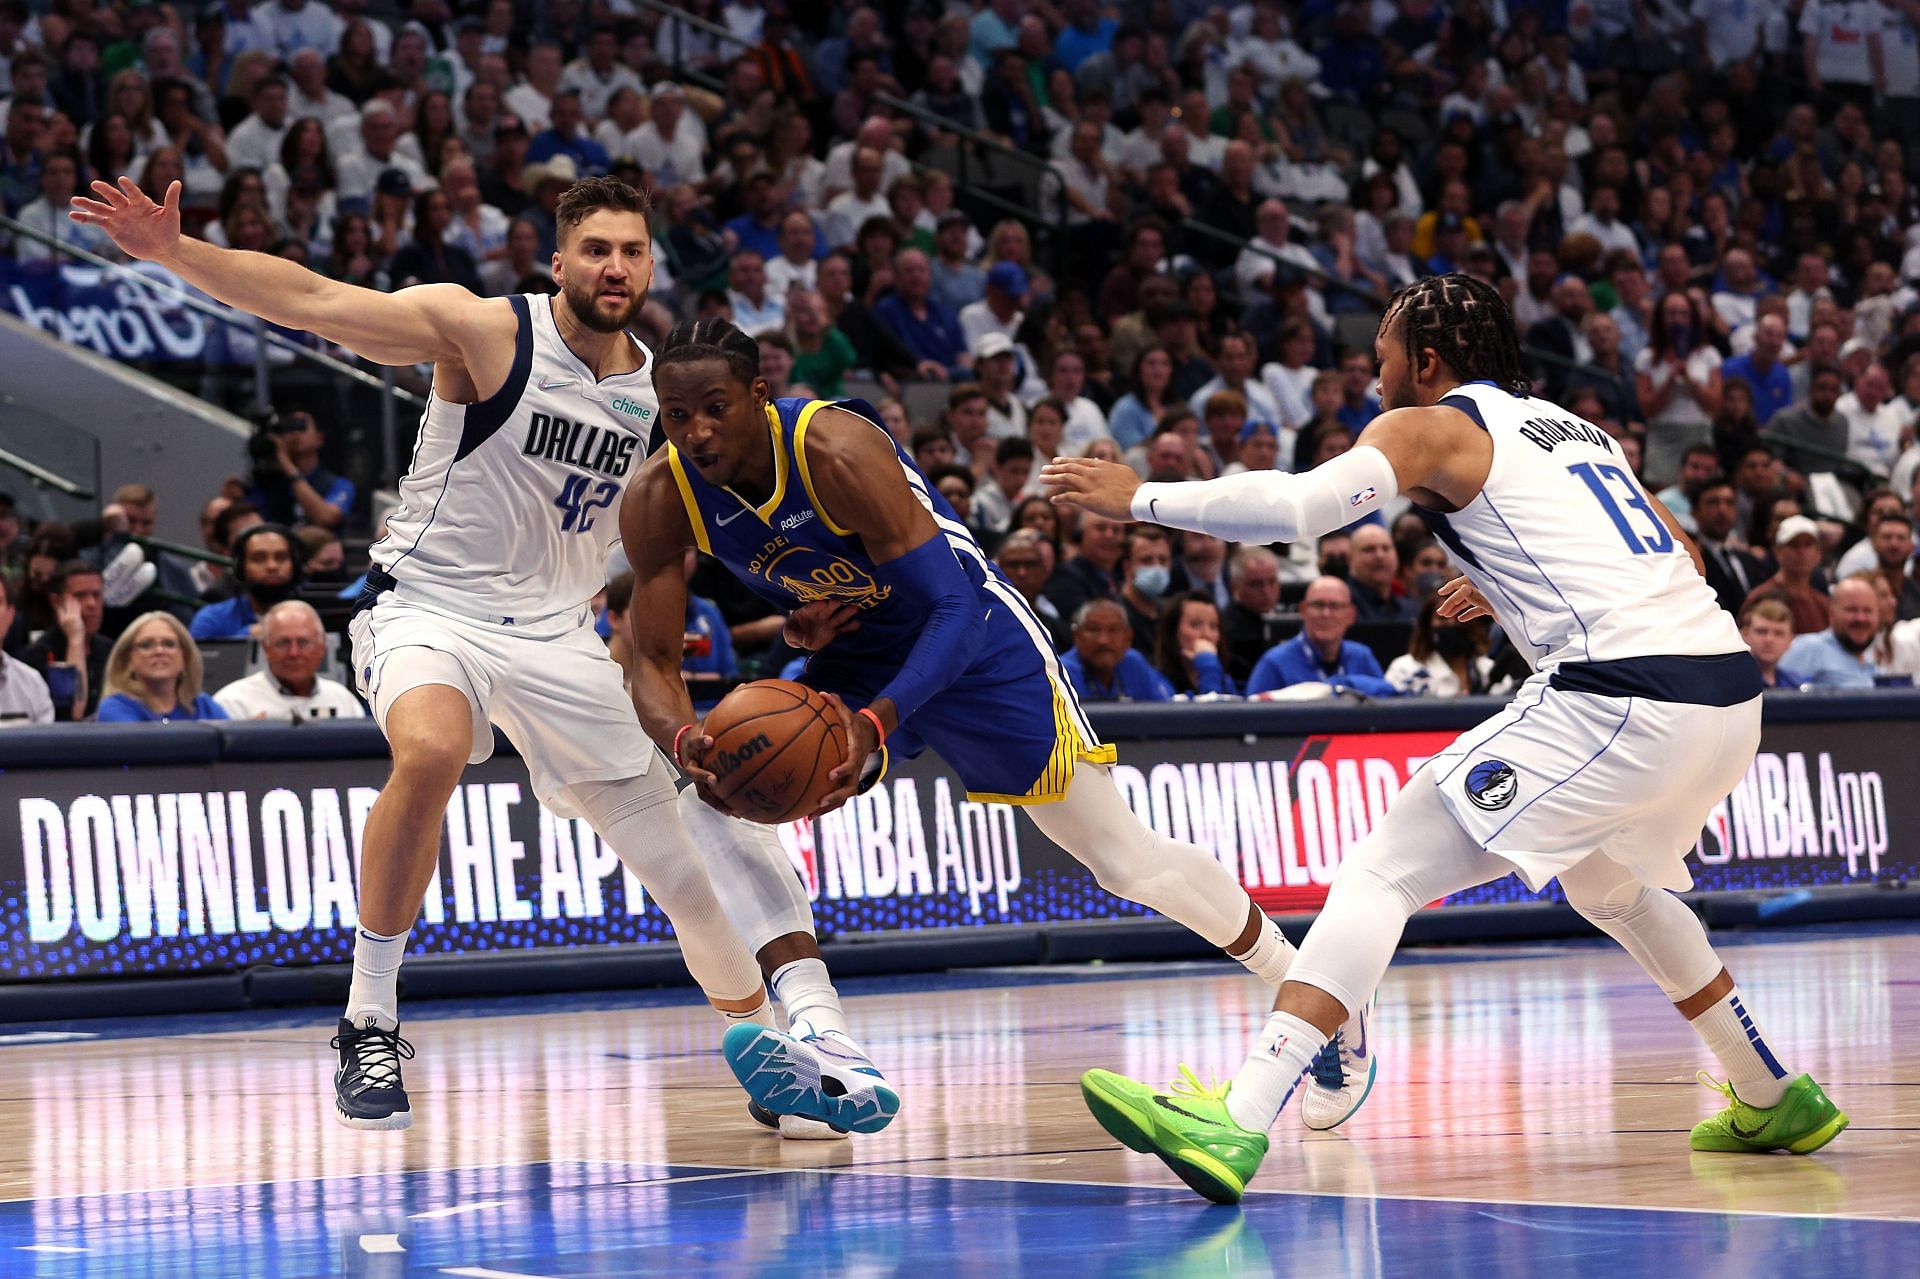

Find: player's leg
334;669;480;1131
1022;763;1297;989
678;786;899;1137
1556;851;1847;1153
1081;767;1513;1202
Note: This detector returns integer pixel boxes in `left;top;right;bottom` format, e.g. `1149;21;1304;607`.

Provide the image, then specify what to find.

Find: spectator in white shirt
504;42;564;133
285;47;355;127
823;144;893;249
225;75;293;173
1801;0;1881;107
1711;247;1770;338
1784;251;1834;342
960;259;1028;352
1567;185;1641;258
1838;362;1908;475
214;602;365;722
560;25;643;121
334;101;429;206
764;208;822;298
0;573;53;725
12;150;117;262
727;250;786;336
1235;198;1322;301
622;82;708;187
256;0;345;57
1188;331;1284;426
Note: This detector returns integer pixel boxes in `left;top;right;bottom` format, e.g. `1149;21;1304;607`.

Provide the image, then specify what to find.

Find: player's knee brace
677;784;816;955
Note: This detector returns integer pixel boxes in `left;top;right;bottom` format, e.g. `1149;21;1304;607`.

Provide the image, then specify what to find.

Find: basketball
700;678;849;823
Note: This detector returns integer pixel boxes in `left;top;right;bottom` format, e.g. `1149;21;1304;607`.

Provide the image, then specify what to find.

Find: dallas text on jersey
521;411;640;478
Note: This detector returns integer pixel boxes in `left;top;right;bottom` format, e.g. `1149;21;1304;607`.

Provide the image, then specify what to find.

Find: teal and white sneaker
1300;999;1376;1132
746;1098;848;1141
722;1020;900;1135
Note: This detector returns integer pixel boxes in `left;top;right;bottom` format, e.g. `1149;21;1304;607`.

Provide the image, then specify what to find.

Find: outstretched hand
1435;575;1494;623
1040;456;1143;521
69;177;183;263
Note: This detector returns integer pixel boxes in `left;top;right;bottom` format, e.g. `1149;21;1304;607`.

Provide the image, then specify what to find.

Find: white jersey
372;293;658;621
1423;382;1742;672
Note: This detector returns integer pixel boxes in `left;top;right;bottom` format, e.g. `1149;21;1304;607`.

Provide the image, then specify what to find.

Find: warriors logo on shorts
1465;760;1518;810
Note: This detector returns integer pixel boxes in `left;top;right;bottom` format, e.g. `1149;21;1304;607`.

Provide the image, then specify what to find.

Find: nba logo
1349;487;1377;507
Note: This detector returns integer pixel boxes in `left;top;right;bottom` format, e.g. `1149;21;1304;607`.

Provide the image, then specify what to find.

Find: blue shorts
798;598;1113;804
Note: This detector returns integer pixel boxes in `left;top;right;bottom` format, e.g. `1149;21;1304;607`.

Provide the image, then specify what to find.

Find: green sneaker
1081;1065;1270;1205
1689;1072;1849;1154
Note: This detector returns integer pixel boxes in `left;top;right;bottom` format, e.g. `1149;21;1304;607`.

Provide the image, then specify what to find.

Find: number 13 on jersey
1567;461;1675;555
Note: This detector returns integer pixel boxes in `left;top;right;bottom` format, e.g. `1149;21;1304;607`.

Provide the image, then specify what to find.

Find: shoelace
1309;1033;1346;1090
1168;1063;1231;1104
331;1026;416;1094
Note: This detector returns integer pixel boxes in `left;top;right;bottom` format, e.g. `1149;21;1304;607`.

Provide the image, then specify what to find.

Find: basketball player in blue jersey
70;176;882;1138
1044;274;1847;1203
618;319;1344;1131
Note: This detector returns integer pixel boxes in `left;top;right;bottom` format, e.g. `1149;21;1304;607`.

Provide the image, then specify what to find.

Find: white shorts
1431;671;1763;893
348;595;656;819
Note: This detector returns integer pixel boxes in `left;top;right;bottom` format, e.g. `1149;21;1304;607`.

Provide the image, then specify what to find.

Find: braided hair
1378;273;1530;396
656;318;762;387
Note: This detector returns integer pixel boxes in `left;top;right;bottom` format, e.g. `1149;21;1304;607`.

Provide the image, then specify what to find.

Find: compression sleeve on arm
870;534;986;726
1130;445;1399;543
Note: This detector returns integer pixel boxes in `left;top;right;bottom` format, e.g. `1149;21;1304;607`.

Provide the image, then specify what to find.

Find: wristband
856;707;887;744
672;722;697;765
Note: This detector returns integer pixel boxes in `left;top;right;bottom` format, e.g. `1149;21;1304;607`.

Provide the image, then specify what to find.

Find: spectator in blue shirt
1053;0;1118;72
1061;598;1172;702
245;411;355;529
1334;348;1380;433
96;612;230;723
1783;579;1881;689
872;247;971;380
190;524;302;640
524;90;610;176
1153;592;1239;696
1247;577;1398;696
1741;598;1807;690
1720;314;1794;423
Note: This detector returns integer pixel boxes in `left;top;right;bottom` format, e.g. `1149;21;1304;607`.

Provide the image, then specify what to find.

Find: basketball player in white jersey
1043;273;1847;1203
69;175;884;1136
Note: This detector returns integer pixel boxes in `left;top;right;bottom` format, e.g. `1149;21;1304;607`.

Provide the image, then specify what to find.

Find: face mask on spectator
1132;565;1170;598
1670;323;1694;356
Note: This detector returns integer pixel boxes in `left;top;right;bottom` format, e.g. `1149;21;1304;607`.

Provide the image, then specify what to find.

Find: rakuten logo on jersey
780;510;816;532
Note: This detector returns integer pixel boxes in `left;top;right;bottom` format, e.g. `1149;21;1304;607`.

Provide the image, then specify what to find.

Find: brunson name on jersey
522;412;640;478
1517;416;1617;454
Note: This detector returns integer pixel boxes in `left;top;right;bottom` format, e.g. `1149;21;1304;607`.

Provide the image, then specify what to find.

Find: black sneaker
745;1098;847;1140
331;1016;415;1130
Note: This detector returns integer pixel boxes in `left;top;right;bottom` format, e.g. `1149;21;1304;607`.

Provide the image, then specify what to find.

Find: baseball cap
986;260;1028;296
973;331;1015;360
937;208;970;230
1774;514;1820;546
375;167;413;198
1237;419;1278;443
1841;336;1874;360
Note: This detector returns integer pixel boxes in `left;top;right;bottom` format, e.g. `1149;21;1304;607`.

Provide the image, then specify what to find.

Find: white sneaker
1300;1000;1377;1132
722;1020;900;1135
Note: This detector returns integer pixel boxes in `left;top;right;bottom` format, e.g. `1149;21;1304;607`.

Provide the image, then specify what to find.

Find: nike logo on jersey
716;508;750;527
537;376;575;391
522;411;638;478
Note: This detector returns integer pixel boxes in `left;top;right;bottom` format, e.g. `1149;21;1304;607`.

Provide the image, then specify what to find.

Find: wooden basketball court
1;926;1914;1276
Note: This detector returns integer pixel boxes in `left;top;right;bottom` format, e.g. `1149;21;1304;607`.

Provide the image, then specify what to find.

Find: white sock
345;926;408;1031
770;958;851;1039
721;990;779;1029
1227;916;1296;989
1226;1010;1326;1132
1690;987;1792;1107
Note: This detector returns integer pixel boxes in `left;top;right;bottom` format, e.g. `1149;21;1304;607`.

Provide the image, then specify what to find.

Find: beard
563;276;646;333
1835;628;1878;655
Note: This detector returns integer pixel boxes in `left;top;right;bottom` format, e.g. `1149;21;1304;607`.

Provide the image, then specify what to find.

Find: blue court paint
1;1161;1911;1279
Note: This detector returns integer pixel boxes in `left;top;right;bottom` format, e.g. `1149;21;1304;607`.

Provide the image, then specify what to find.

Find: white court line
442;1268;558;1278
358;1234;405;1254
0;1033;99;1046
16;1244;89;1253
606;1158;1920;1226
410;1200;507;1220
0;1157;586;1207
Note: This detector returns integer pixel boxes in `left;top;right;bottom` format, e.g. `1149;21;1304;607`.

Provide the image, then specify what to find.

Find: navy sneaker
331;1016;415;1131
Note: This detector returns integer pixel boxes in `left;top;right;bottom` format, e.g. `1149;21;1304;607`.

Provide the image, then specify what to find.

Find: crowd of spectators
5;0;1920;717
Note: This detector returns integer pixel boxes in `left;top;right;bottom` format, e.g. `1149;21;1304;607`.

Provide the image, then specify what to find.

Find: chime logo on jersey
1465;760;1518;810
763;544;892;609
609;396;653;423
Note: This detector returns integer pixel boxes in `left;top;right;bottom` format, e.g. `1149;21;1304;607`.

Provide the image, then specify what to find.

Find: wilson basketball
700;679;849;824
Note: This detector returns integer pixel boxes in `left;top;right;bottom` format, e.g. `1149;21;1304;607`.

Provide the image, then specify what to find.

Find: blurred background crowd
3;0;1920;725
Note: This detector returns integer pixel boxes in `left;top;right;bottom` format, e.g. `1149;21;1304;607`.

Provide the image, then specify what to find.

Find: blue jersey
666;397;995;661
664;397;1114;804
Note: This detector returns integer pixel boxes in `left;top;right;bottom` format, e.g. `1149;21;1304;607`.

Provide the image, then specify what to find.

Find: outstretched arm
1043;405;1490;543
71;177;511;369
